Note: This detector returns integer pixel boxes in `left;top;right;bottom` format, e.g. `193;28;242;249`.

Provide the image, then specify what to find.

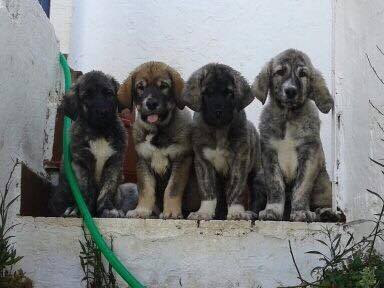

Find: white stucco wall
49;0;73;54
0;0;60;208
66;0;334;175
334;0;384;221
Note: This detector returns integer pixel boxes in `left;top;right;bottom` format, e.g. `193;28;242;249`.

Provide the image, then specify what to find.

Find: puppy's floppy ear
108;76;123;112
182;67;206;112
232;69;254;111
251;61;271;105
309;68;334;114
117;73;134;111
109;76;120;95
60;80;80;120
167;67;185;110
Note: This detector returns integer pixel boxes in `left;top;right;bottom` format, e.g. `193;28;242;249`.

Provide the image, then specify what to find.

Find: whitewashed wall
334;0;384;221
67;0;334;175
50;0;73;54
0;0;60;203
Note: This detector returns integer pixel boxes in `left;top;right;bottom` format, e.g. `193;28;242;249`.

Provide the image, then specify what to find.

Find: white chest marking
89;138;115;182
203;147;231;175
270;124;298;182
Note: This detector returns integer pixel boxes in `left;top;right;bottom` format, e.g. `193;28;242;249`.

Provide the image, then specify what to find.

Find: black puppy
49;71;127;217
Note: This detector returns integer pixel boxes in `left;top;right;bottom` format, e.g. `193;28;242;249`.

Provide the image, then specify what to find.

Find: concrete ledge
15;217;350;288
16;216;346;237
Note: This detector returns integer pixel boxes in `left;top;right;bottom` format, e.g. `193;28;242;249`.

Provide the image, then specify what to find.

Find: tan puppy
118;62;194;219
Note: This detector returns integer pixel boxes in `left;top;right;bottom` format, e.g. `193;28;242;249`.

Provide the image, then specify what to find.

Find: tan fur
118;61;184;110
123;62;195;219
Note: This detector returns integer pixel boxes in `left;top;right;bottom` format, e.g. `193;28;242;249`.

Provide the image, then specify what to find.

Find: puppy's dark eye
136;83;144;93
298;70;307;78
159;82;170;90
274;68;286;76
226;89;234;97
102;88;114;97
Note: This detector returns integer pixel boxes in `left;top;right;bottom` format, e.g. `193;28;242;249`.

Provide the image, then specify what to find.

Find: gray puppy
117;62;197;219
49;71;127;217
183;63;264;220
252;49;339;222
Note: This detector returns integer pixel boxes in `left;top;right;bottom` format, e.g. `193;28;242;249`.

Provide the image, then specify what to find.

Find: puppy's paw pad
125;208;152;219
290;210;317;222
227;210;256;220
188;211;214;221
101;209;124;218
160;211;183;220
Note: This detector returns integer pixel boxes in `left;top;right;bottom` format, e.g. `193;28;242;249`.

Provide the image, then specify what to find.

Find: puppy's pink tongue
147;114;159;123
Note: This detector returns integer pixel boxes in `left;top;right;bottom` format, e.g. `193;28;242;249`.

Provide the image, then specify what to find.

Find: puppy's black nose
146;99;159;111
285;87;297;99
216;111;223;118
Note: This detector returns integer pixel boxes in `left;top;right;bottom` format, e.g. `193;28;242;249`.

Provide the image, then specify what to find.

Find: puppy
252;49;339;222
118;62;195;219
49;71;126;217
182;63;264;220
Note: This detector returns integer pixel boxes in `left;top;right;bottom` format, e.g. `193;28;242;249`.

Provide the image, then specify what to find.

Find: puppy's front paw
160;210;183;220
151;151;169;175
227;204;256;220
188;211;214;221
290;210;317;222
63;207;79;217
126;207;153;219
101;209;125;218
259;204;284;221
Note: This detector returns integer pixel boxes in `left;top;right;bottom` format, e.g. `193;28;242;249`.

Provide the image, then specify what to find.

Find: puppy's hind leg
312;166;341;222
249;168;267;218
115;183;138;216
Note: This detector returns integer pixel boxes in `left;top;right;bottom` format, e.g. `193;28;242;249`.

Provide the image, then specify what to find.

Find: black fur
49;71;127;217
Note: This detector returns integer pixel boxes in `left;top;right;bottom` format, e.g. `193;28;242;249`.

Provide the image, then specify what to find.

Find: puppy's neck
271;99;308;121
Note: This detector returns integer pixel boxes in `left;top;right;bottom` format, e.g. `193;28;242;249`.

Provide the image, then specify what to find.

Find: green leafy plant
79;226;119;288
0;160;32;288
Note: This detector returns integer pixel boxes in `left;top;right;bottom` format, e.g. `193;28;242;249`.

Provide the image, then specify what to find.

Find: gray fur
184;63;263;220
48;71;126;217
252;49;338;222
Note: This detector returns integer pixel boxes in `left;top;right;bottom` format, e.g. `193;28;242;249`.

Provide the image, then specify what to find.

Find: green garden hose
59;53;145;288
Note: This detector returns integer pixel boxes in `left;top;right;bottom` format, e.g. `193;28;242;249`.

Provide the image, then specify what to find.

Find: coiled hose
59;53;145;288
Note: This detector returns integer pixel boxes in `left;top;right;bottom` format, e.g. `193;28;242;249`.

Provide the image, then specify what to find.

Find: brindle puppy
252;49;339;222
118;62;197;219
49;71;126;217
182;63;264;220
